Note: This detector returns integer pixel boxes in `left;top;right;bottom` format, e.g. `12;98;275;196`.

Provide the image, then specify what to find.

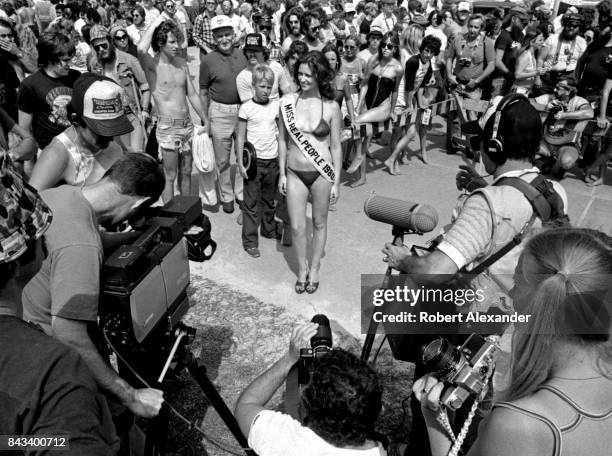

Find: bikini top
295;95;331;138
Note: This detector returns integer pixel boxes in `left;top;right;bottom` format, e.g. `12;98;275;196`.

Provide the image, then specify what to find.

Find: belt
155;116;192;127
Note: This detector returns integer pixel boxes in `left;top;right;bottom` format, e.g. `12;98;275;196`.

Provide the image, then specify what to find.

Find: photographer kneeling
234;322;386;456
414;228;612;456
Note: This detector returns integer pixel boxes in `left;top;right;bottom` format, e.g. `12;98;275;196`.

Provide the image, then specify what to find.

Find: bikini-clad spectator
512;24;547;95
348;31;403;187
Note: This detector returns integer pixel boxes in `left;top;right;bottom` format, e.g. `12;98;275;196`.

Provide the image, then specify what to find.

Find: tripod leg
186;358;256;456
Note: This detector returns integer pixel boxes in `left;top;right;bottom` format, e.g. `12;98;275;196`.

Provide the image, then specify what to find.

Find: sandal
295;280;307;294
305;281;319;294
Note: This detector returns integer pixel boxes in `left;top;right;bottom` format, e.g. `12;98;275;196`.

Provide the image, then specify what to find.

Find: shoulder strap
495;175;561;222
493;402;562;456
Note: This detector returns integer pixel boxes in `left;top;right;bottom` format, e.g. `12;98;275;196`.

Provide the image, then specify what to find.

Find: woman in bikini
348;31;403;187
415;228;612;456
278;51;342;294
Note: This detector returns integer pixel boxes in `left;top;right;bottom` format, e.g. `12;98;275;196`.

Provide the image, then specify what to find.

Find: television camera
98;196;252;456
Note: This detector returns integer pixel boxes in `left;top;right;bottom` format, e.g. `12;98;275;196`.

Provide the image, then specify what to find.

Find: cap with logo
243;33;265;52
70;73;134;137
90;24;110;43
110;24;127;38
457;1;471;12
0;153;52;264
211;15;234;31
344;3;356;13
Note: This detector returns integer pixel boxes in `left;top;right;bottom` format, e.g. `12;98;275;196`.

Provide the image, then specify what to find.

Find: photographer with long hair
414;227;612;456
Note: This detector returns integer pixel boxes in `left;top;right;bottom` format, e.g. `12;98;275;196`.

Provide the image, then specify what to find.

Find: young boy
237;64;280;258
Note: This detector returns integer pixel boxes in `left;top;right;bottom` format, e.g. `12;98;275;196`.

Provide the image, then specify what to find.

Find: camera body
298;314;332;384
457;57;472;67
421;334;499;410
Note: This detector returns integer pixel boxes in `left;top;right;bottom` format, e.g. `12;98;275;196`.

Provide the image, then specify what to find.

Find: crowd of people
0;0;612;454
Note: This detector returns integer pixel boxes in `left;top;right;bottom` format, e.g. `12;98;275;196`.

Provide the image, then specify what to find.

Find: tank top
54;127;101;187
494;384;612;456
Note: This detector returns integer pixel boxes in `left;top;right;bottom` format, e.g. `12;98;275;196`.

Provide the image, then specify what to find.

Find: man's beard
100;47;116;63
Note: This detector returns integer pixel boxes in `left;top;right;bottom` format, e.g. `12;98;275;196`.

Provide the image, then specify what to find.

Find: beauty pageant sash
280;97;335;183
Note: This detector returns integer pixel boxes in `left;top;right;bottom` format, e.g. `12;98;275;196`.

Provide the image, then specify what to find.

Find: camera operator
21;151;166;421
381;94;568;454
413;228;612;456
0;152;120;454
234;322;386;455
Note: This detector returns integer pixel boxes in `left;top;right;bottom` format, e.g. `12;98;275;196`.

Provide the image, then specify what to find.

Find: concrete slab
186;46;612;339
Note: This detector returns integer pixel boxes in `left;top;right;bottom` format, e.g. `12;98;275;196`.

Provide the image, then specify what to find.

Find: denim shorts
155;117;194;154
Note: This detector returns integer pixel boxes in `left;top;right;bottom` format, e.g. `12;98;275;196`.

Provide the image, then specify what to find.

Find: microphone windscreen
364;195;438;234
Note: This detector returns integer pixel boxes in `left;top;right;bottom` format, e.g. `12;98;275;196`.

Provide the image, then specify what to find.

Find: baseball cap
344;2;356;13
410;14;428;26
457;1;471;12
510;5;529;17
243;33;265;52
210;15;234;31
368;25;384;38
70;73;133;137
0;153;52;264
110;24;127;38
90;24;109;43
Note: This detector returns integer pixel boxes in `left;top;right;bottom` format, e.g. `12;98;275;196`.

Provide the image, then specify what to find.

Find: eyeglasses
114;34;128;40
310;26;320;32
93;42;109;51
165;3;175;8
259;25;271;30
382;43;396;50
0;33;13;39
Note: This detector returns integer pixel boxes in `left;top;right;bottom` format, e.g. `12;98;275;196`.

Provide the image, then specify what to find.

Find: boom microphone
364;194;439;234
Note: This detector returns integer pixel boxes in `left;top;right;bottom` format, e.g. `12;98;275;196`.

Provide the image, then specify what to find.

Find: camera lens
421;338;460;379
310;314;332;351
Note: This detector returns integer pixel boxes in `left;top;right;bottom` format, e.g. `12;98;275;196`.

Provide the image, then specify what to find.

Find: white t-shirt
370;13;397;34
248;410;387;456
542;33;586;73
238;99;280;159
143;6;160;28
236;61;284;102
126;23;144;44
424;26;447;71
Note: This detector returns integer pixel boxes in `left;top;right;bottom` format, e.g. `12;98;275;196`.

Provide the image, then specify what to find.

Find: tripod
110;322;255;456
361;225;406;362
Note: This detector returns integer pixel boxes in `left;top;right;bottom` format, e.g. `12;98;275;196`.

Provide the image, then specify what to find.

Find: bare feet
384;158;401;175
347;154;364;174
350;176;366;188
400;151;411;165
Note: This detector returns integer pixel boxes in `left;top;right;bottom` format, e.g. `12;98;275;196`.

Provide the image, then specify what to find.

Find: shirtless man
137;15;207;202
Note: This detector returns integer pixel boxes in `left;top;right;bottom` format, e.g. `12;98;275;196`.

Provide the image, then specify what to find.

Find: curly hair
299;349;382;447
284;39;308;64
419;34;441;56
152;19;183;53
294;50;336;100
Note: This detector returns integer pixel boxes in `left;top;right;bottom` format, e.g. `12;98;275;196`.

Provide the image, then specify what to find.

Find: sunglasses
310;26;320;32
0;33;13;39
93;42;109;51
165;3;175;7
114;34;128;40
382;43;396;50
259;25;271;30
344;45;356;49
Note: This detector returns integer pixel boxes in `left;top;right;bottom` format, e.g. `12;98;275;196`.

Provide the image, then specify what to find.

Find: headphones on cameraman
486;93;528;161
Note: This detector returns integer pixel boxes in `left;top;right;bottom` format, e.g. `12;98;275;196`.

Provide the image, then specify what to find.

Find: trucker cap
70;73;133;137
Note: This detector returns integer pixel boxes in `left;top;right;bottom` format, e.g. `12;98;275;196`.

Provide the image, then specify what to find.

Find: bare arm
329;101;342;189
389;62;404;117
29;140;70;191
599;79;612;123
236;117;247;178
51;316;163;418
17;110;38;160
137;15;165;61
278;106;288;194
514;51;537;80
558;103;594;121
357;56;376;113
185;64;208;125
494;48;509;74
8;122;36;161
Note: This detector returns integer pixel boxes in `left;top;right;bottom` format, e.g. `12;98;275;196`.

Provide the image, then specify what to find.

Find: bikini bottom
288;168;321;188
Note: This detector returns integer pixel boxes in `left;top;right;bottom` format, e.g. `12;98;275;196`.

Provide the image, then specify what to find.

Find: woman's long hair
505;228;612;402
377;30;401;61
294;50;336;100
400;24;423;56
